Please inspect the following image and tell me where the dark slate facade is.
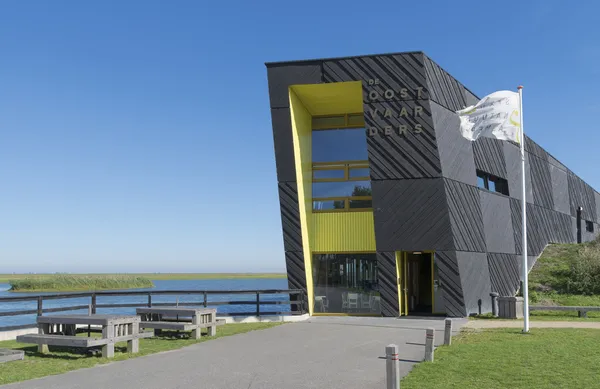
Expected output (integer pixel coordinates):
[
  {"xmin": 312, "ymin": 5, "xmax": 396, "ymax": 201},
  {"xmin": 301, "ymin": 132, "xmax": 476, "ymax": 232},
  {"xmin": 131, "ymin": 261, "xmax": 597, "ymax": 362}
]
[{"xmin": 266, "ymin": 51, "xmax": 600, "ymax": 317}]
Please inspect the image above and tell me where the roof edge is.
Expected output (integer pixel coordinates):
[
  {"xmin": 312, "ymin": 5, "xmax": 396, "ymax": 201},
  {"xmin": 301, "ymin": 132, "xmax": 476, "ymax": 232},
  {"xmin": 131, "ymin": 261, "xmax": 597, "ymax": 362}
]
[{"xmin": 265, "ymin": 50, "xmax": 425, "ymax": 67}]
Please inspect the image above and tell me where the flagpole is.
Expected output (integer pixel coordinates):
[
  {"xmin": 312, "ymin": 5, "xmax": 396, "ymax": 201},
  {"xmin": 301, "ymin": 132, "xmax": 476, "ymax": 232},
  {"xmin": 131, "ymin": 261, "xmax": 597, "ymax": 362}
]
[{"xmin": 518, "ymin": 85, "xmax": 530, "ymax": 333}]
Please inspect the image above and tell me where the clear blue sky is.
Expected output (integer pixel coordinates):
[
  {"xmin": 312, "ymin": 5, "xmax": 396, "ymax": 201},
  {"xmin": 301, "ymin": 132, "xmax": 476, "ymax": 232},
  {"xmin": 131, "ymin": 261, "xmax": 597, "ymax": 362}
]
[{"xmin": 1, "ymin": 0, "xmax": 599, "ymax": 273}]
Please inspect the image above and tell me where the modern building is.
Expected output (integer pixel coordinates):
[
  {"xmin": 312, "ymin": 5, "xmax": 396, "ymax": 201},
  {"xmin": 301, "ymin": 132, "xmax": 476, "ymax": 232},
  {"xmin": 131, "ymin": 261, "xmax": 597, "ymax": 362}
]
[{"xmin": 265, "ymin": 52, "xmax": 600, "ymax": 317}]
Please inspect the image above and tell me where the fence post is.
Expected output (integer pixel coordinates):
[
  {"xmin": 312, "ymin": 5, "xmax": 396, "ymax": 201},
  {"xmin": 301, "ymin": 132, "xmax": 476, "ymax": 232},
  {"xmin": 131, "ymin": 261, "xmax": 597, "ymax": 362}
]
[
  {"xmin": 385, "ymin": 344, "xmax": 400, "ymax": 389},
  {"xmin": 425, "ymin": 328, "xmax": 435, "ymax": 362},
  {"xmin": 256, "ymin": 292, "xmax": 260, "ymax": 317},
  {"xmin": 203, "ymin": 292, "xmax": 208, "ymax": 308},
  {"xmin": 37, "ymin": 296, "xmax": 43, "ymax": 317},
  {"xmin": 91, "ymin": 293, "xmax": 97, "ymax": 314},
  {"xmin": 147, "ymin": 292, "xmax": 152, "ymax": 307},
  {"xmin": 478, "ymin": 299, "xmax": 482, "ymax": 315},
  {"xmin": 444, "ymin": 319, "xmax": 452, "ymax": 346}
]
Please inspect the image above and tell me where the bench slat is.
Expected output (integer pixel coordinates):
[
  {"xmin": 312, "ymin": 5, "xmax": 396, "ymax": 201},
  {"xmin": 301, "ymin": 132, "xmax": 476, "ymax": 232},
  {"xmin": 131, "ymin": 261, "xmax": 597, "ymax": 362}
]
[
  {"xmin": 16, "ymin": 334, "xmax": 108, "ymax": 348},
  {"xmin": 140, "ymin": 321, "xmax": 196, "ymax": 331}
]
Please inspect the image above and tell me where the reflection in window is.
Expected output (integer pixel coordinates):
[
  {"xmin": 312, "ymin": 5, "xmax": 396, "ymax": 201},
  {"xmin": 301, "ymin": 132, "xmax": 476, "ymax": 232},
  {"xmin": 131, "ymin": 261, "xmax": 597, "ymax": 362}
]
[
  {"xmin": 312, "ymin": 128, "xmax": 368, "ymax": 162},
  {"xmin": 312, "ymin": 253, "xmax": 380, "ymax": 314},
  {"xmin": 313, "ymin": 181, "xmax": 371, "ymax": 198}
]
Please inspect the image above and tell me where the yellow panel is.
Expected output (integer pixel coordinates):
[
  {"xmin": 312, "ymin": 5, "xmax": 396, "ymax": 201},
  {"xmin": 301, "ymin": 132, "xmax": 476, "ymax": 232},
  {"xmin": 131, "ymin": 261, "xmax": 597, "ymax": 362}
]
[
  {"xmin": 312, "ymin": 212, "xmax": 376, "ymax": 252},
  {"xmin": 290, "ymin": 81, "xmax": 363, "ymax": 116},
  {"xmin": 289, "ymin": 89, "xmax": 314, "ymax": 314}
]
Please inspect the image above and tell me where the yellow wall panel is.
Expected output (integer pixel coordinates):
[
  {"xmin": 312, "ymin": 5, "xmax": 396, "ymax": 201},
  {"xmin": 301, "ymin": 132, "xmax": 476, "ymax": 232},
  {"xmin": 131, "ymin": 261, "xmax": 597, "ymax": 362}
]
[
  {"xmin": 312, "ymin": 212, "xmax": 376, "ymax": 252},
  {"xmin": 289, "ymin": 89, "xmax": 314, "ymax": 314}
]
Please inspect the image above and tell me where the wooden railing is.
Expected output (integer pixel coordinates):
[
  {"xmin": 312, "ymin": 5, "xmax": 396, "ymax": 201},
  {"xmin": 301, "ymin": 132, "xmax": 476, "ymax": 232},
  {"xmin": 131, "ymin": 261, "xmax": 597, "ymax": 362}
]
[{"xmin": 0, "ymin": 289, "xmax": 306, "ymax": 332}]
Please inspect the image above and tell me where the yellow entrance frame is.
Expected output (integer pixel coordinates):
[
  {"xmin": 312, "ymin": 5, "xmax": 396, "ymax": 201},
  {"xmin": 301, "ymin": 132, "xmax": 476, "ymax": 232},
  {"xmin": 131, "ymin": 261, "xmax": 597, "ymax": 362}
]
[{"xmin": 396, "ymin": 251, "xmax": 435, "ymax": 316}]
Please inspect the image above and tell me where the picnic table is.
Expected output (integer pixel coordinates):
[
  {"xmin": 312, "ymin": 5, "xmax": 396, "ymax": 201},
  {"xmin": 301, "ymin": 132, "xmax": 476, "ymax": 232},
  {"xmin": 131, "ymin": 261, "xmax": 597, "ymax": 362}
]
[
  {"xmin": 136, "ymin": 307, "xmax": 217, "ymax": 339},
  {"xmin": 16, "ymin": 314, "xmax": 152, "ymax": 358}
]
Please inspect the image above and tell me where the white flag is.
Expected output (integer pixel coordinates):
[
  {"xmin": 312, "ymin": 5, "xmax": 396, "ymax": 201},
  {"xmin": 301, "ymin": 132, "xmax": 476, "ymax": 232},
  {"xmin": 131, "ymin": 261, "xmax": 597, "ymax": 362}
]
[{"xmin": 456, "ymin": 90, "xmax": 521, "ymax": 143}]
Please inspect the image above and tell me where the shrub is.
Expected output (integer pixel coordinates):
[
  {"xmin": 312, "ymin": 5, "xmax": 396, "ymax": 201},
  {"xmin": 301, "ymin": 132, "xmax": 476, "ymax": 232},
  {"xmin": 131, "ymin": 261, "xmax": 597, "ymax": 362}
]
[{"xmin": 565, "ymin": 245, "xmax": 600, "ymax": 295}]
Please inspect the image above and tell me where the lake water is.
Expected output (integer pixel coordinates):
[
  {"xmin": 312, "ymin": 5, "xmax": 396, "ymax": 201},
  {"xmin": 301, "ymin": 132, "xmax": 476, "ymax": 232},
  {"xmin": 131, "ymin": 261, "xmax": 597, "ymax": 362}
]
[{"xmin": 0, "ymin": 278, "xmax": 290, "ymax": 329}]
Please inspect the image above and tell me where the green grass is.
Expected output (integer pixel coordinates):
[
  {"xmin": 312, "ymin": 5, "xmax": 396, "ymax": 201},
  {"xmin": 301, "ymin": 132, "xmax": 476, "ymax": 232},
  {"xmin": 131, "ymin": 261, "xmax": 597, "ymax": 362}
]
[
  {"xmin": 472, "ymin": 311, "xmax": 600, "ymax": 322},
  {"xmin": 8, "ymin": 275, "xmax": 154, "ymax": 292},
  {"xmin": 402, "ymin": 328, "xmax": 600, "ymax": 388},
  {"xmin": 0, "ymin": 273, "xmax": 286, "ymax": 284},
  {"xmin": 0, "ymin": 322, "xmax": 281, "ymax": 385}
]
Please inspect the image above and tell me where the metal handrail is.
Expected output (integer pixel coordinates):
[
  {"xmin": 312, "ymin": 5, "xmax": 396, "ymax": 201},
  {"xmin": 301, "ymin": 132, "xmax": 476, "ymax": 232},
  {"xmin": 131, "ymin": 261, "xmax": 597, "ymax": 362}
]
[{"xmin": 0, "ymin": 289, "xmax": 306, "ymax": 332}]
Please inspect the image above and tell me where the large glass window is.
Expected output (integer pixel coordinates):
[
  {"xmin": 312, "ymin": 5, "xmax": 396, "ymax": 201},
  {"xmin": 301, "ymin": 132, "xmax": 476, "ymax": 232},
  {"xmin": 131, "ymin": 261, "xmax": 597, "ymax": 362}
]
[
  {"xmin": 312, "ymin": 128, "xmax": 369, "ymax": 162},
  {"xmin": 312, "ymin": 253, "xmax": 380, "ymax": 314},
  {"xmin": 311, "ymin": 124, "xmax": 371, "ymax": 212}
]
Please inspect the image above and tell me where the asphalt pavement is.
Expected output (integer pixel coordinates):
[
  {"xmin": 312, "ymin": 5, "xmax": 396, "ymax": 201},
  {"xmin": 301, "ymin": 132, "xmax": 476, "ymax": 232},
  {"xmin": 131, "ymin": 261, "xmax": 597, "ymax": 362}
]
[{"xmin": 2, "ymin": 316, "xmax": 467, "ymax": 389}]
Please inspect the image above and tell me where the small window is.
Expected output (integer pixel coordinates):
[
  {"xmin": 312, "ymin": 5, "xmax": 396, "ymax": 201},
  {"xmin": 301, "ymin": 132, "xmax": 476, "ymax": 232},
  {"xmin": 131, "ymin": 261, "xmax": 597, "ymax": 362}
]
[
  {"xmin": 586, "ymin": 221, "xmax": 594, "ymax": 233},
  {"xmin": 476, "ymin": 170, "xmax": 509, "ymax": 196}
]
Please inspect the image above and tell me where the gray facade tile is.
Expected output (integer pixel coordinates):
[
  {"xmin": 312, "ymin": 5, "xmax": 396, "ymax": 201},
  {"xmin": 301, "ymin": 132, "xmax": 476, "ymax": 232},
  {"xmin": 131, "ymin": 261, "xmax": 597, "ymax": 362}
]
[
  {"xmin": 431, "ymin": 101, "xmax": 477, "ymax": 186},
  {"xmin": 550, "ymin": 164, "xmax": 570, "ymax": 215},
  {"xmin": 455, "ymin": 252, "xmax": 491, "ymax": 315},
  {"xmin": 480, "ymin": 191, "xmax": 516, "ymax": 254},
  {"xmin": 504, "ymin": 142, "xmax": 533, "ymax": 203}
]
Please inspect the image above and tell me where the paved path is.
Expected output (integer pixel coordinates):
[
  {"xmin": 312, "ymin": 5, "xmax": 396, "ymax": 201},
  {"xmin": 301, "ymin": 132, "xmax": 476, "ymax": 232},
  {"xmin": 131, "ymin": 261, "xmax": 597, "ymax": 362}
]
[
  {"xmin": 1, "ymin": 316, "xmax": 467, "ymax": 389},
  {"xmin": 465, "ymin": 319, "xmax": 600, "ymax": 329}
]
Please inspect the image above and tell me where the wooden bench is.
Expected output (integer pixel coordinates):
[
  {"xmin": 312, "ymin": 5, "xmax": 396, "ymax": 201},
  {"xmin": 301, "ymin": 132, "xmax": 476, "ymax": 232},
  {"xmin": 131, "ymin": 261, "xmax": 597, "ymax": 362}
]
[
  {"xmin": 529, "ymin": 305, "xmax": 600, "ymax": 318},
  {"xmin": 136, "ymin": 307, "xmax": 217, "ymax": 339},
  {"xmin": 16, "ymin": 314, "xmax": 152, "ymax": 358}
]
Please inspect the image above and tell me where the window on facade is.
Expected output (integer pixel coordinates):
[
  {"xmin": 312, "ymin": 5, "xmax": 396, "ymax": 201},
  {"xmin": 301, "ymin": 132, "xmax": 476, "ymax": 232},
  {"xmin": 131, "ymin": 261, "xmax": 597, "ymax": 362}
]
[
  {"xmin": 312, "ymin": 123, "xmax": 371, "ymax": 212},
  {"xmin": 312, "ymin": 128, "xmax": 368, "ymax": 162},
  {"xmin": 312, "ymin": 113, "xmax": 365, "ymax": 130},
  {"xmin": 586, "ymin": 221, "xmax": 594, "ymax": 233},
  {"xmin": 312, "ymin": 253, "xmax": 380, "ymax": 314},
  {"xmin": 476, "ymin": 170, "xmax": 510, "ymax": 196}
]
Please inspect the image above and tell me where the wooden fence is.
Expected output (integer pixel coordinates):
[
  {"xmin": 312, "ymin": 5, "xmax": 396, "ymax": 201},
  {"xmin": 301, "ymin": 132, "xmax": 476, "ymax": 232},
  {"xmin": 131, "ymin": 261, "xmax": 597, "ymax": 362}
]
[{"xmin": 0, "ymin": 289, "xmax": 305, "ymax": 332}]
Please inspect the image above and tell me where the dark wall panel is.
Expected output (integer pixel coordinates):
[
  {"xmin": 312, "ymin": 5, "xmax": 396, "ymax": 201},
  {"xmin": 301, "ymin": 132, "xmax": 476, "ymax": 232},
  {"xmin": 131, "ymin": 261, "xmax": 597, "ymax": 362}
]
[
  {"xmin": 524, "ymin": 136, "xmax": 548, "ymax": 161},
  {"xmin": 488, "ymin": 253, "xmax": 521, "ymax": 296},
  {"xmin": 285, "ymin": 251, "xmax": 307, "ymax": 313},
  {"xmin": 278, "ymin": 182, "xmax": 303, "ymax": 252},
  {"xmin": 455, "ymin": 252, "xmax": 492, "ymax": 315},
  {"xmin": 435, "ymin": 251, "xmax": 467, "ymax": 317},
  {"xmin": 285, "ymin": 251, "xmax": 306, "ymax": 292},
  {"xmin": 596, "ymin": 192, "xmax": 600, "ymax": 224},
  {"xmin": 323, "ymin": 53, "xmax": 428, "ymax": 101},
  {"xmin": 376, "ymin": 251, "xmax": 399, "ymax": 317},
  {"xmin": 271, "ymin": 108, "xmax": 296, "ymax": 182},
  {"xmin": 365, "ymin": 100, "xmax": 441, "ymax": 179},
  {"xmin": 480, "ymin": 191, "xmax": 515, "ymax": 254},
  {"xmin": 530, "ymin": 155, "xmax": 554, "ymax": 210},
  {"xmin": 568, "ymin": 172, "xmax": 596, "ymax": 221},
  {"xmin": 423, "ymin": 55, "xmax": 471, "ymax": 112},
  {"xmin": 444, "ymin": 179, "xmax": 487, "ymax": 252},
  {"xmin": 504, "ymin": 142, "xmax": 533, "ymax": 203},
  {"xmin": 431, "ymin": 101, "xmax": 477, "ymax": 186},
  {"xmin": 511, "ymin": 199, "xmax": 574, "ymax": 256},
  {"xmin": 372, "ymin": 179, "xmax": 454, "ymax": 251},
  {"xmin": 550, "ymin": 164, "xmax": 570, "ymax": 215},
  {"xmin": 473, "ymin": 137, "xmax": 507, "ymax": 179},
  {"xmin": 549, "ymin": 154, "xmax": 567, "ymax": 171},
  {"xmin": 267, "ymin": 63, "xmax": 322, "ymax": 108}
]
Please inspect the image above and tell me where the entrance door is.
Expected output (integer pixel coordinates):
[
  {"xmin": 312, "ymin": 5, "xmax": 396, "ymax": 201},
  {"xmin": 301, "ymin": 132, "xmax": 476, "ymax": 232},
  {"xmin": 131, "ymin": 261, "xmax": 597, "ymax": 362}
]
[
  {"xmin": 396, "ymin": 251, "xmax": 433, "ymax": 316},
  {"xmin": 395, "ymin": 252, "xmax": 408, "ymax": 316}
]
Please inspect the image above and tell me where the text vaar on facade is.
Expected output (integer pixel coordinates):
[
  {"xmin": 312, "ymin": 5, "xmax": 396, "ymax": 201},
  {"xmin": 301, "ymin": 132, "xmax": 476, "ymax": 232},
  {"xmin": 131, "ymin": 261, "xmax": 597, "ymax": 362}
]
[{"xmin": 366, "ymin": 105, "xmax": 425, "ymax": 136}]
